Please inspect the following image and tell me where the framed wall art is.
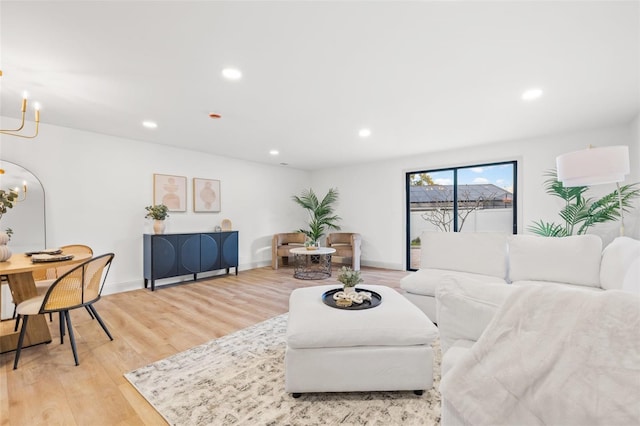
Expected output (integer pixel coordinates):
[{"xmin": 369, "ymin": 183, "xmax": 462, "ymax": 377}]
[
  {"xmin": 153, "ymin": 174, "xmax": 187, "ymax": 212},
  {"xmin": 193, "ymin": 178, "xmax": 221, "ymax": 212}
]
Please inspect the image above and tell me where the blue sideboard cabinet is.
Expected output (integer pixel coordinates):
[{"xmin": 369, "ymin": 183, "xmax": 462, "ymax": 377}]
[{"xmin": 143, "ymin": 231, "xmax": 238, "ymax": 291}]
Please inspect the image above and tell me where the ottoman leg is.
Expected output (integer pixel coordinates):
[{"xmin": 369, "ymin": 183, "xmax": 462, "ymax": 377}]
[
  {"xmin": 292, "ymin": 393, "xmax": 302, "ymax": 398},
  {"xmin": 414, "ymin": 390, "xmax": 424, "ymax": 396}
]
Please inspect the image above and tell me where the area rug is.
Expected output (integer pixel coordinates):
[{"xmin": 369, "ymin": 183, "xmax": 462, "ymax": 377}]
[{"xmin": 125, "ymin": 314, "xmax": 441, "ymax": 425}]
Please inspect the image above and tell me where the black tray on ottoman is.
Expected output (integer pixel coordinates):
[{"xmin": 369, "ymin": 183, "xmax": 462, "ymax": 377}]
[{"xmin": 321, "ymin": 288, "xmax": 382, "ymax": 310}]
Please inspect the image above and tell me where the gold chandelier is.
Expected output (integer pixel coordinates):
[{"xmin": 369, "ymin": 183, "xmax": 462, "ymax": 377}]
[{"xmin": 0, "ymin": 70, "xmax": 40, "ymax": 139}]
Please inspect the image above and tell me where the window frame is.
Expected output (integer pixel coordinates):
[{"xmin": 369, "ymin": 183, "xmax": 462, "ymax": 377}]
[{"xmin": 405, "ymin": 160, "xmax": 518, "ymax": 271}]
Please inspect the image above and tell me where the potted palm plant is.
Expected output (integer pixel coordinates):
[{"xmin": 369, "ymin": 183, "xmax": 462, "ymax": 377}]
[
  {"xmin": 145, "ymin": 204, "xmax": 169, "ymax": 234},
  {"xmin": 291, "ymin": 188, "xmax": 341, "ymax": 246},
  {"xmin": 528, "ymin": 170, "xmax": 640, "ymax": 236}
]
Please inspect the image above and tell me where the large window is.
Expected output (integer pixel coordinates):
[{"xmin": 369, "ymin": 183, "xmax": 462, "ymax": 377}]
[{"xmin": 406, "ymin": 161, "xmax": 517, "ymax": 270}]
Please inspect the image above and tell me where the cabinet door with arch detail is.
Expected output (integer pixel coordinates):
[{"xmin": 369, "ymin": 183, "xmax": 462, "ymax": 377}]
[
  {"xmin": 151, "ymin": 235, "xmax": 178, "ymax": 279},
  {"xmin": 200, "ymin": 233, "xmax": 221, "ymax": 272},
  {"xmin": 220, "ymin": 232, "xmax": 238, "ymax": 269},
  {"xmin": 178, "ymin": 234, "xmax": 201, "ymax": 274}
]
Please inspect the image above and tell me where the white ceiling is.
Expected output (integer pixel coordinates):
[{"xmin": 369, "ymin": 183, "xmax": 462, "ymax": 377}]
[{"xmin": 1, "ymin": 1, "xmax": 638, "ymax": 170}]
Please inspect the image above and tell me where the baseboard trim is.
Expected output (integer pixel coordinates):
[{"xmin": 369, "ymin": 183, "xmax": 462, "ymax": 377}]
[
  {"xmin": 101, "ymin": 260, "xmax": 404, "ymax": 296},
  {"xmin": 361, "ymin": 260, "xmax": 404, "ymax": 270},
  {"xmin": 102, "ymin": 261, "xmax": 271, "ymax": 295}
]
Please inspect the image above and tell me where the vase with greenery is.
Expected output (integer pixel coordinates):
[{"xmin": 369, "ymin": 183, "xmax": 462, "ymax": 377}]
[
  {"xmin": 0, "ymin": 189, "xmax": 18, "ymax": 220},
  {"xmin": 0, "ymin": 189, "xmax": 17, "ymax": 261},
  {"xmin": 145, "ymin": 204, "xmax": 169, "ymax": 234},
  {"xmin": 337, "ymin": 266, "xmax": 363, "ymax": 294},
  {"xmin": 528, "ymin": 170, "xmax": 640, "ymax": 237},
  {"xmin": 291, "ymin": 187, "xmax": 341, "ymax": 245}
]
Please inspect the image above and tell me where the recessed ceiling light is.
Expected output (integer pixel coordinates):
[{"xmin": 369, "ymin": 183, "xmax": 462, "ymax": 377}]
[
  {"xmin": 142, "ymin": 121, "xmax": 158, "ymax": 129},
  {"xmin": 222, "ymin": 68, "xmax": 242, "ymax": 80},
  {"xmin": 522, "ymin": 88, "xmax": 543, "ymax": 101},
  {"xmin": 358, "ymin": 128, "xmax": 371, "ymax": 138},
  {"xmin": 269, "ymin": 150, "xmax": 279, "ymax": 156}
]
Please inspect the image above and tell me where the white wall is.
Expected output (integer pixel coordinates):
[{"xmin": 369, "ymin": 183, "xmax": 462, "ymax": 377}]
[
  {"xmin": 1, "ymin": 117, "xmax": 638, "ymax": 300},
  {"xmin": 311, "ymin": 121, "xmax": 640, "ymax": 270},
  {"xmin": 0, "ymin": 121, "xmax": 311, "ymax": 295},
  {"xmin": 632, "ymin": 115, "xmax": 640, "ymax": 181}
]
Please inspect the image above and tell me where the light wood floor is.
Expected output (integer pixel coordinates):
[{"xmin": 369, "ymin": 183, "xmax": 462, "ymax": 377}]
[{"xmin": 0, "ymin": 265, "xmax": 409, "ymax": 426}]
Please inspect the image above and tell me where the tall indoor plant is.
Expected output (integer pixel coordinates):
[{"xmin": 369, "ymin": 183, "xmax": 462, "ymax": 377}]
[
  {"xmin": 291, "ymin": 187, "xmax": 341, "ymax": 245},
  {"xmin": 528, "ymin": 170, "xmax": 640, "ymax": 237}
]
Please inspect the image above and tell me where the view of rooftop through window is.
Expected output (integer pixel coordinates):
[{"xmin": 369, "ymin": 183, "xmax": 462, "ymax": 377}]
[{"xmin": 406, "ymin": 161, "xmax": 517, "ymax": 270}]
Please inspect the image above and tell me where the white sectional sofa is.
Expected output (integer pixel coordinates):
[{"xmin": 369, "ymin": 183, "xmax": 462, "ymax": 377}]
[
  {"xmin": 401, "ymin": 232, "xmax": 639, "ymax": 323},
  {"xmin": 401, "ymin": 232, "xmax": 509, "ymax": 321},
  {"xmin": 435, "ymin": 235, "xmax": 640, "ymax": 425},
  {"xmin": 436, "ymin": 276, "xmax": 640, "ymax": 425}
]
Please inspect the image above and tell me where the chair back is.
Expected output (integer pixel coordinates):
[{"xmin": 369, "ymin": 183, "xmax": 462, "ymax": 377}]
[
  {"xmin": 41, "ymin": 253, "xmax": 114, "ymax": 313},
  {"xmin": 327, "ymin": 233, "xmax": 357, "ymax": 245},
  {"xmin": 56, "ymin": 244, "xmax": 94, "ymax": 277},
  {"xmin": 61, "ymin": 244, "xmax": 94, "ymax": 255},
  {"xmin": 32, "ymin": 244, "xmax": 93, "ymax": 281},
  {"xmin": 274, "ymin": 233, "xmax": 306, "ymax": 246}
]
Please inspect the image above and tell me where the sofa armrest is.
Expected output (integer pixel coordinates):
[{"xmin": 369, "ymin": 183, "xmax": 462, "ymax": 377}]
[
  {"xmin": 600, "ymin": 237, "xmax": 640, "ymax": 292},
  {"xmin": 436, "ymin": 277, "xmax": 514, "ymax": 354}
]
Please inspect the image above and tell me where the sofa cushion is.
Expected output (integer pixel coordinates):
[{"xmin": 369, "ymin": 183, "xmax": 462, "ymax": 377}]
[
  {"xmin": 401, "ymin": 268, "xmax": 506, "ymax": 297},
  {"xmin": 508, "ymin": 235, "xmax": 602, "ymax": 287},
  {"xmin": 420, "ymin": 232, "xmax": 509, "ymax": 279},
  {"xmin": 435, "ymin": 277, "xmax": 515, "ymax": 354},
  {"xmin": 600, "ymin": 237, "xmax": 640, "ymax": 292},
  {"xmin": 402, "ymin": 291, "xmax": 437, "ymax": 323}
]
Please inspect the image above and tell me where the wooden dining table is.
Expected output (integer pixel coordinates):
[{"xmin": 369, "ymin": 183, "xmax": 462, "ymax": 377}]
[{"xmin": 0, "ymin": 251, "xmax": 92, "ymax": 353}]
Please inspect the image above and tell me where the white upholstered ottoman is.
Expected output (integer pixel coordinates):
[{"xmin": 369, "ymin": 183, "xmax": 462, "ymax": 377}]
[{"xmin": 285, "ymin": 284, "xmax": 438, "ymax": 397}]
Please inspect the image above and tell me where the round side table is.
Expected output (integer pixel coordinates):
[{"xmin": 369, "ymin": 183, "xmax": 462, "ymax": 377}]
[{"xmin": 289, "ymin": 247, "xmax": 336, "ymax": 280}]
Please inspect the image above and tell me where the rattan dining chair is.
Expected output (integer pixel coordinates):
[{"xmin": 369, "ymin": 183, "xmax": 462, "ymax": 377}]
[
  {"xmin": 33, "ymin": 244, "xmax": 94, "ymax": 294},
  {"xmin": 14, "ymin": 244, "xmax": 95, "ymax": 330},
  {"xmin": 13, "ymin": 253, "xmax": 115, "ymax": 369}
]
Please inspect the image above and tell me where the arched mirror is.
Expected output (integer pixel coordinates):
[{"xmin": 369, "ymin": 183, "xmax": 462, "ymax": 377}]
[
  {"xmin": 0, "ymin": 160, "xmax": 45, "ymax": 319},
  {"xmin": 0, "ymin": 160, "xmax": 46, "ymax": 251}
]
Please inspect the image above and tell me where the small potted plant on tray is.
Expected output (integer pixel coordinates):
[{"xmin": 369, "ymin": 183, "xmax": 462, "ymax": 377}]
[{"xmin": 337, "ymin": 266, "xmax": 363, "ymax": 294}]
